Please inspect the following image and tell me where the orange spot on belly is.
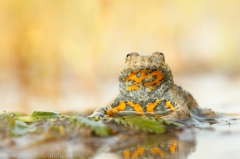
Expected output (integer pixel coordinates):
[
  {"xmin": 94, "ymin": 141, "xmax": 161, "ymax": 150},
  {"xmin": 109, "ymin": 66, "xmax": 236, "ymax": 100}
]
[
  {"xmin": 127, "ymin": 101, "xmax": 144, "ymax": 114},
  {"xmin": 124, "ymin": 70, "xmax": 164, "ymax": 91},
  {"xmin": 107, "ymin": 101, "xmax": 126, "ymax": 116},
  {"xmin": 124, "ymin": 70, "xmax": 147, "ymax": 91},
  {"xmin": 150, "ymin": 147, "xmax": 165, "ymax": 157},
  {"xmin": 113, "ymin": 101, "xmax": 126, "ymax": 111},
  {"xmin": 107, "ymin": 101, "xmax": 144, "ymax": 116},
  {"xmin": 166, "ymin": 101, "xmax": 177, "ymax": 111},
  {"xmin": 126, "ymin": 84, "xmax": 139, "ymax": 91},
  {"xmin": 146, "ymin": 99, "xmax": 161, "ymax": 113},
  {"xmin": 125, "ymin": 70, "xmax": 147, "ymax": 83},
  {"xmin": 144, "ymin": 71, "xmax": 164, "ymax": 90}
]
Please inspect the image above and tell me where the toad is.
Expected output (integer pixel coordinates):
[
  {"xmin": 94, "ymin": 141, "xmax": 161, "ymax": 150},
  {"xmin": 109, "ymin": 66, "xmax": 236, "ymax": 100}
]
[{"xmin": 90, "ymin": 52, "xmax": 217, "ymax": 121}]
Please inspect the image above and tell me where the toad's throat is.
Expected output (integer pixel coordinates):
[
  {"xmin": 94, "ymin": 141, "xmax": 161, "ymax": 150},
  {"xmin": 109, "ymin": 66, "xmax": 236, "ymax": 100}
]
[{"xmin": 124, "ymin": 70, "xmax": 164, "ymax": 91}]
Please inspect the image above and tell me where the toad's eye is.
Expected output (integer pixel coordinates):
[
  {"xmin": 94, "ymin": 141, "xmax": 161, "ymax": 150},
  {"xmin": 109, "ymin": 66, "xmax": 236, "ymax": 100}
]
[
  {"xmin": 126, "ymin": 53, "xmax": 131, "ymax": 58},
  {"xmin": 125, "ymin": 52, "xmax": 139, "ymax": 62},
  {"xmin": 126, "ymin": 53, "xmax": 132, "ymax": 62},
  {"xmin": 152, "ymin": 51, "xmax": 165, "ymax": 62}
]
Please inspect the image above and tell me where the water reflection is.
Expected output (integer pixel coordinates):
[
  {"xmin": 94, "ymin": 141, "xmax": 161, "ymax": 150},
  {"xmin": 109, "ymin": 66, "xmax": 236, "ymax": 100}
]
[{"xmin": 105, "ymin": 131, "xmax": 196, "ymax": 159}]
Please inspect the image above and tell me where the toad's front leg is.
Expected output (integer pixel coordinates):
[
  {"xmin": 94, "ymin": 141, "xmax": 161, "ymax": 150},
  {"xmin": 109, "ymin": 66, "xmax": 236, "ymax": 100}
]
[{"xmin": 88, "ymin": 107, "xmax": 108, "ymax": 119}]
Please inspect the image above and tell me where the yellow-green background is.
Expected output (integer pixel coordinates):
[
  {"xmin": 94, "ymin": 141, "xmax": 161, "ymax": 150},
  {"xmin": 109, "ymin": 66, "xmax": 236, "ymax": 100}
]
[{"xmin": 0, "ymin": 0, "xmax": 240, "ymax": 113}]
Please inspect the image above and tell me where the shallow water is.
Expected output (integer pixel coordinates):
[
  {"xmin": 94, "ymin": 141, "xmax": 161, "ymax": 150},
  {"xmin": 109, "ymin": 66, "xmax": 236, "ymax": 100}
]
[
  {"xmin": 92, "ymin": 115, "xmax": 240, "ymax": 159},
  {"xmin": 1, "ymin": 114, "xmax": 239, "ymax": 159}
]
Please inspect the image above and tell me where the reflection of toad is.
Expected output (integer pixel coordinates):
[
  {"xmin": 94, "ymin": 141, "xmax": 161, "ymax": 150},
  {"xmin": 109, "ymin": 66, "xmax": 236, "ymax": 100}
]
[
  {"xmin": 90, "ymin": 52, "xmax": 217, "ymax": 120},
  {"xmin": 110, "ymin": 134, "xmax": 196, "ymax": 159}
]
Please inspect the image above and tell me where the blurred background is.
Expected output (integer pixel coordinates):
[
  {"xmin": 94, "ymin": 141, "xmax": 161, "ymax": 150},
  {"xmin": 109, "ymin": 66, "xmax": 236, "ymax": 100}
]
[{"xmin": 0, "ymin": 0, "xmax": 240, "ymax": 114}]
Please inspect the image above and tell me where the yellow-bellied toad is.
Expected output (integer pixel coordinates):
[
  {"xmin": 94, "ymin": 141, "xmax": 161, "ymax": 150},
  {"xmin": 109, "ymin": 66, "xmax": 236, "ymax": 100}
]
[{"xmin": 90, "ymin": 52, "xmax": 217, "ymax": 121}]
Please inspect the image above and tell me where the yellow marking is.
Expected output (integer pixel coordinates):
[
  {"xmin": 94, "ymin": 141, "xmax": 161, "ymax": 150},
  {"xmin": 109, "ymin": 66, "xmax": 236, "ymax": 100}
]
[
  {"xmin": 166, "ymin": 101, "xmax": 177, "ymax": 111},
  {"xmin": 169, "ymin": 140, "xmax": 177, "ymax": 154},
  {"xmin": 113, "ymin": 101, "xmax": 126, "ymax": 111},
  {"xmin": 144, "ymin": 71, "xmax": 164, "ymax": 90},
  {"xmin": 123, "ymin": 150, "xmax": 130, "ymax": 159},
  {"xmin": 125, "ymin": 70, "xmax": 147, "ymax": 91},
  {"xmin": 107, "ymin": 101, "xmax": 144, "ymax": 116},
  {"xmin": 126, "ymin": 84, "xmax": 139, "ymax": 91},
  {"xmin": 127, "ymin": 70, "xmax": 147, "ymax": 83},
  {"xmin": 107, "ymin": 101, "xmax": 126, "ymax": 116},
  {"xmin": 132, "ymin": 147, "xmax": 145, "ymax": 159},
  {"xmin": 150, "ymin": 147, "xmax": 165, "ymax": 157},
  {"xmin": 124, "ymin": 70, "xmax": 164, "ymax": 91},
  {"xmin": 146, "ymin": 99, "xmax": 161, "ymax": 113},
  {"xmin": 106, "ymin": 109, "xmax": 114, "ymax": 116},
  {"xmin": 127, "ymin": 101, "xmax": 144, "ymax": 114}
]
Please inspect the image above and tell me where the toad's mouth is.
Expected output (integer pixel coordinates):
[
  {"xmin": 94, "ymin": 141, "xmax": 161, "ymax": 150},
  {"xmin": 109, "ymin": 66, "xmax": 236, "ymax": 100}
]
[{"xmin": 123, "ymin": 69, "xmax": 164, "ymax": 91}]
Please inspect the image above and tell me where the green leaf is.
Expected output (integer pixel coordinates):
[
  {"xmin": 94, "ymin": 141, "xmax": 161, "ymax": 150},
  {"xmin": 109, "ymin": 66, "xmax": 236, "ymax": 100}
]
[
  {"xmin": 73, "ymin": 116, "xmax": 110, "ymax": 137},
  {"xmin": 31, "ymin": 111, "xmax": 62, "ymax": 118},
  {"xmin": 1, "ymin": 112, "xmax": 30, "ymax": 136},
  {"xmin": 15, "ymin": 116, "xmax": 36, "ymax": 122},
  {"xmin": 114, "ymin": 116, "xmax": 167, "ymax": 134},
  {"xmin": 11, "ymin": 120, "xmax": 30, "ymax": 136},
  {"xmin": 2, "ymin": 112, "xmax": 15, "ymax": 126},
  {"xmin": 16, "ymin": 111, "xmax": 62, "ymax": 122}
]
